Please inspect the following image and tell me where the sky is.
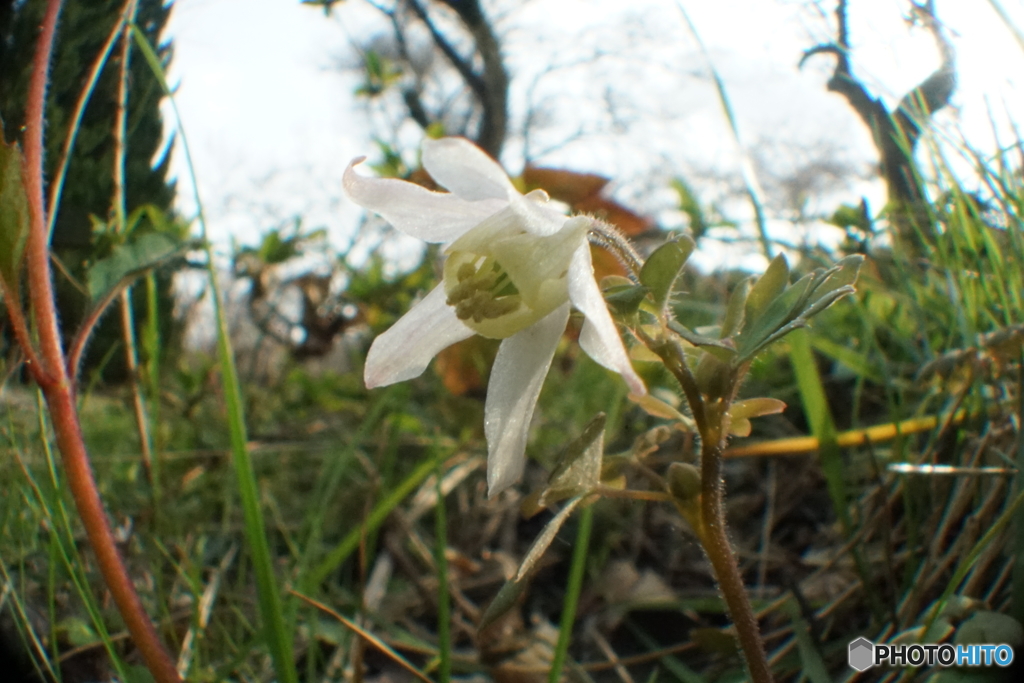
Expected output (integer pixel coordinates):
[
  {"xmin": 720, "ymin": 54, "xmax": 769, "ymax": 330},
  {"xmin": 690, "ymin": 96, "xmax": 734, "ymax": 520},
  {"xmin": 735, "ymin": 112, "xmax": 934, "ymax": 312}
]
[{"xmin": 162, "ymin": 0, "xmax": 1024, "ymax": 272}]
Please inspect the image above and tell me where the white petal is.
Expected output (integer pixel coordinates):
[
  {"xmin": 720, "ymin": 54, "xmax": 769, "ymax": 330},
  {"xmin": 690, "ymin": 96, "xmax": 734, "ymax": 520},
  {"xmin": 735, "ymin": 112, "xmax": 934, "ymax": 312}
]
[
  {"xmin": 509, "ymin": 194, "xmax": 571, "ymax": 237},
  {"xmin": 567, "ymin": 245, "xmax": 647, "ymax": 395},
  {"xmin": 364, "ymin": 283, "xmax": 474, "ymax": 388},
  {"xmin": 422, "ymin": 137, "xmax": 517, "ymax": 202},
  {"xmin": 485, "ymin": 303, "xmax": 570, "ymax": 496},
  {"xmin": 344, "ymin": 158, "xmax": 505, "ymax": 243}
]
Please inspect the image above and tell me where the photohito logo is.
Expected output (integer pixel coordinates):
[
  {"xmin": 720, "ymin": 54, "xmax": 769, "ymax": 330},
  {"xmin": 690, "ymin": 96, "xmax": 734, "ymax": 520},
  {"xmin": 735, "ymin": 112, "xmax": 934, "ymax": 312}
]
[{"xmin": 848, "ymin": 637, "xmax": 1014, "ymax": 671}]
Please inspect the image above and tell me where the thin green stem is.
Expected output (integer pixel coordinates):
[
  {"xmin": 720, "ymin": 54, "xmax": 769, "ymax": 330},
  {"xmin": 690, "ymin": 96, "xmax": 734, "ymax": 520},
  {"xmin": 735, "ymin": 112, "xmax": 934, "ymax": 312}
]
[
  {"xmin": 110, "ymin": 2, "xmax": 156, "ymax": 487},
  {"xmin": 434, "ymin": 457, "xmax": 451, "ymax": 683},
  {"xmin": 676, "ymin": 1, "xmax": 772, "ymax": 258},
  {"xmin": 549, "ymin": 504, "xmax": 593, "ymax": 683},
  {"xmin": 45, "ymin": 0, "xmax": 134, "ymax": 239},
  {"xmin": 131, "ymin": 24, "xmax": 298, "ymax": 683}
]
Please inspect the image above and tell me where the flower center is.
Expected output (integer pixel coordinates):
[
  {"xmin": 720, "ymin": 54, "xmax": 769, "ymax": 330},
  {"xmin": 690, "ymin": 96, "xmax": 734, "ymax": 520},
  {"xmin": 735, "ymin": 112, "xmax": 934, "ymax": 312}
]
[{"xmin": 445, "ymin": 256, "xmax": 523, "ymax": 323}]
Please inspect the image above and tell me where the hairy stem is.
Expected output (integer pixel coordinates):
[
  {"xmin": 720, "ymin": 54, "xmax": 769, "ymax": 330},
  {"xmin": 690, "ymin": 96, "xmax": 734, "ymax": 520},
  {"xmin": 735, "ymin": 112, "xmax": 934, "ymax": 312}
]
[
  {"xmin": 19, "ymin": 1, "xmax": 182, "ymax": 681},
  {"xmin": 644, "ymin": 331, "xmax": 772, "ymax": 683},
  {"xmin": 587, "ymin": 219, "xmax": 645, "ymax": 280},
  {"xmin": 698, "ymin": 419, "xmax": 773, "ymax": 683}
]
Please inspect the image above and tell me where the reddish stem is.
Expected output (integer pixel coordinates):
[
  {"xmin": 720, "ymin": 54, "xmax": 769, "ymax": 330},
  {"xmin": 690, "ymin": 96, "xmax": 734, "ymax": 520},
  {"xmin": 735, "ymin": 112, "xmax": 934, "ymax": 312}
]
[
  {"xmin": 21, "ymin": 0, "xmax": 64, "ymax": 383},
  {"xmin": 19, "ymin": 1, "xmax": 182, "ymax": 681},
  {"xmin": 45, "ymin": 388, "xmax": 181, "ymax": 683}
]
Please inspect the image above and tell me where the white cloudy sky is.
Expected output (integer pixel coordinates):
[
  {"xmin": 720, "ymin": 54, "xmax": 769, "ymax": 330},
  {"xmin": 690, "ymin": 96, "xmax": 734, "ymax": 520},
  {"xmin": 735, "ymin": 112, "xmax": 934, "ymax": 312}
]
[{"xmin": 163, "ymin": 0, "xmax": 1024, "ymax": 271}]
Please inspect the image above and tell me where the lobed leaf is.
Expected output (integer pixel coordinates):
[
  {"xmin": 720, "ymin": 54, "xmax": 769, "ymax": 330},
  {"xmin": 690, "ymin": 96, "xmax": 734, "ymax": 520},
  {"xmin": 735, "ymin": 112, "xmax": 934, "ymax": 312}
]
[{"xmin": 734, "ymin": 256, "xmax": 862, "ymax": 362}]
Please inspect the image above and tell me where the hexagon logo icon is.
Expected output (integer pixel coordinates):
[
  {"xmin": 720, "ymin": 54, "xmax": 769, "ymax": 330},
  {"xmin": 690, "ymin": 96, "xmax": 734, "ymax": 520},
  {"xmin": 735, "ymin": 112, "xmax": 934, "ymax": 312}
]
[{"xmin": 848, "ymin": 637, "xmax": 874, "ymax": 672}]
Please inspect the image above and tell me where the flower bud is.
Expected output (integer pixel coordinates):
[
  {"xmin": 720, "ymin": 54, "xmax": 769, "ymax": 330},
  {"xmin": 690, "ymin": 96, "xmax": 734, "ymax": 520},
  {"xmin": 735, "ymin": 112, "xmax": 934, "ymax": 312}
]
[
  {"xmin": 667, "ymin": 462, "xmax": 702, "ymax": 503},
  {"xmin": 694, "ymin": 350, "xmax": 733, "ymax": 401}
]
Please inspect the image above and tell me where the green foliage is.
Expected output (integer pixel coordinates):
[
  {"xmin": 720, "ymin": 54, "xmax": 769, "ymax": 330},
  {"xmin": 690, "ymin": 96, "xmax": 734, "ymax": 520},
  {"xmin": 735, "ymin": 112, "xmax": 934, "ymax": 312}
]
[
  {"xmin": 639, "ymin": 236, "xmax": 695, "ymax": 315},
  {"xmin": 600, "ymin": 276, "xmax": 650, "ymax": 319},
  {"xmin": 0, "ymin": 0, "xmax": 178, "ymax": 380},
  {"xmin": 479, "ymin": 495, "xmax": 589, "ymax": 632},
  {"xmin": 0, "ymin": 133, "xmax": 28, "ymax": 291},
  {"xmin": 732, "ymin": 254, "xmax": 862, "ymax": 362},
  {"xmin": 87, "ymin": 231, "xmax": 185, "ymax": 303},
  {"xmin": 355, "ymin": 50, "xmax": 404, "ymax": 97},
  {"xmin": 671, "ymin": 177, "xmax": 709, "ymax": 239},
  {"xmin": 6, "ymin": 5, "xmax": 1024, "ymax": 681}
]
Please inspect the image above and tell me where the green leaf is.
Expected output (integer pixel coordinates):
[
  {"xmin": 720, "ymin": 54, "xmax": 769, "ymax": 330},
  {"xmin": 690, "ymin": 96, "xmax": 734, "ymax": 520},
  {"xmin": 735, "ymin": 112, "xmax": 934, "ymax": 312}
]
[
  {"xmin": 808, "ymin": 255, "xmax": 863, "ymax": 302},
  {"xmin": 720, "ymin": 276, "xmax": 752, "ymax": 338},
  {"xmin": 87, "ymin": 232, "xmax": 182, "ymax": 302},
  {"xmin": 827, "ymin": 202, "xmax": 872, "ymax": 232},
  {"xmin": 546, "ymin": 414, "xmax": 605, "ymax": 489},
  {"xmin": 522, "ymin": 414, "xmax": 605, "ymax": 516},
  {"xmin": 735, "ymin": 271, "xmax": 816, "ymax": 359},
  {"xmin": 672, "ymin": 177, "xmax": 708, "ymax": 239},
  {"xmin": 954, "ymin": 611, "xmax": 1024, "ymax": 647},
  {"xmin": 639, "ymin": 236, "xmax": 695, "ymax": 313},
  {"xmin": 783, "ymin": 599, "xmax": 830, "ymax": 683},
  {"xmin": 123, "ymin": 666, "xmax": 157, "ymax": 683},
  {"xmin": 668, "ymin": 320, "xmax": 737, "ymax": 360},
  {"xmin": 58, "ymin": 616, "xmax": 98, "ymax": 648},
  {"xmin": 517, "ymin": 495, "xmax": 587, "ymax": 582},
  {"xmin": 745, "ymin": 253, "xmax": 789, "ymax": 318},
  {"xmin": 729, "ymin": 397, "xmax": 786, "ymax": 420},
  {"xmin": 479, "ymin": 494, "xmax": 588, "ymax": 631},
  {"xmin": 0, "ymin": 136, "xmax": 30, "ymax": 291},
  {"xmin": 478, "ymin": 571, "xmax": 529, "ymax": 633},
  {"xmin": 734, "ymin": 257, "xmax": 861, "ymax": 362}
]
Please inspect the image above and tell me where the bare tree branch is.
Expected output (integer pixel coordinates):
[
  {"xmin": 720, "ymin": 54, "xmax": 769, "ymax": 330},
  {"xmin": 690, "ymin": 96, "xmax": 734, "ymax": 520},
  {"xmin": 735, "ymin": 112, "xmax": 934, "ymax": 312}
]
[
  {"xmin": 404, "ymin": 0, "xmax": 508, "ymax": 157},
  {"xmin": 802, "ymin": 0, "xmax": 955, "ymax": 232}
]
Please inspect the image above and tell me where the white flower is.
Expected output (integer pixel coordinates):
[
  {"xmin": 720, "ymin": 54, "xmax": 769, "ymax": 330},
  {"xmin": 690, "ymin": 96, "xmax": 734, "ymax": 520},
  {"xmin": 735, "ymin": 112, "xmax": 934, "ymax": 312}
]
[{"xmin": 344, "ymin": 137, "xmax": 646, "ymax": 495}]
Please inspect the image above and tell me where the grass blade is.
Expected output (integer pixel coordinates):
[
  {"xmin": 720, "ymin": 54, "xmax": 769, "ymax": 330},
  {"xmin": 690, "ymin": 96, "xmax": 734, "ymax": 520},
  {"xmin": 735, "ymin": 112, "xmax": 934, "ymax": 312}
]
[
  {"xmin": 788, "ymin": 328, "xmax": 884, "ymax": 620},
  {"xmin": 306, "ymin": 449, "xmax": 442, "ymax": 589},
  {"xmin": 549, "ymin": 503, "xmax": 593, "ymax": 683},
  {"xmin": 675, "ymin": 1, "xmax": 771, "ymax": 258},
  {"xmin": 131, "ymin": 26, "xmax": 298, "ymax": 683},
  {"xmin": 434, "ymin": 455, "xmax": 451, "ymax": 683}
]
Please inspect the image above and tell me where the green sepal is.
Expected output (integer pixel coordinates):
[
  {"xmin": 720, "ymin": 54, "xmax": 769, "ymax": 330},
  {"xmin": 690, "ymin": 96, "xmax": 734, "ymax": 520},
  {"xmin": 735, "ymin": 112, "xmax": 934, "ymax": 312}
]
[{"xmin": 601, "ymin": 276, "xmax": 650, "ymax": 318}]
